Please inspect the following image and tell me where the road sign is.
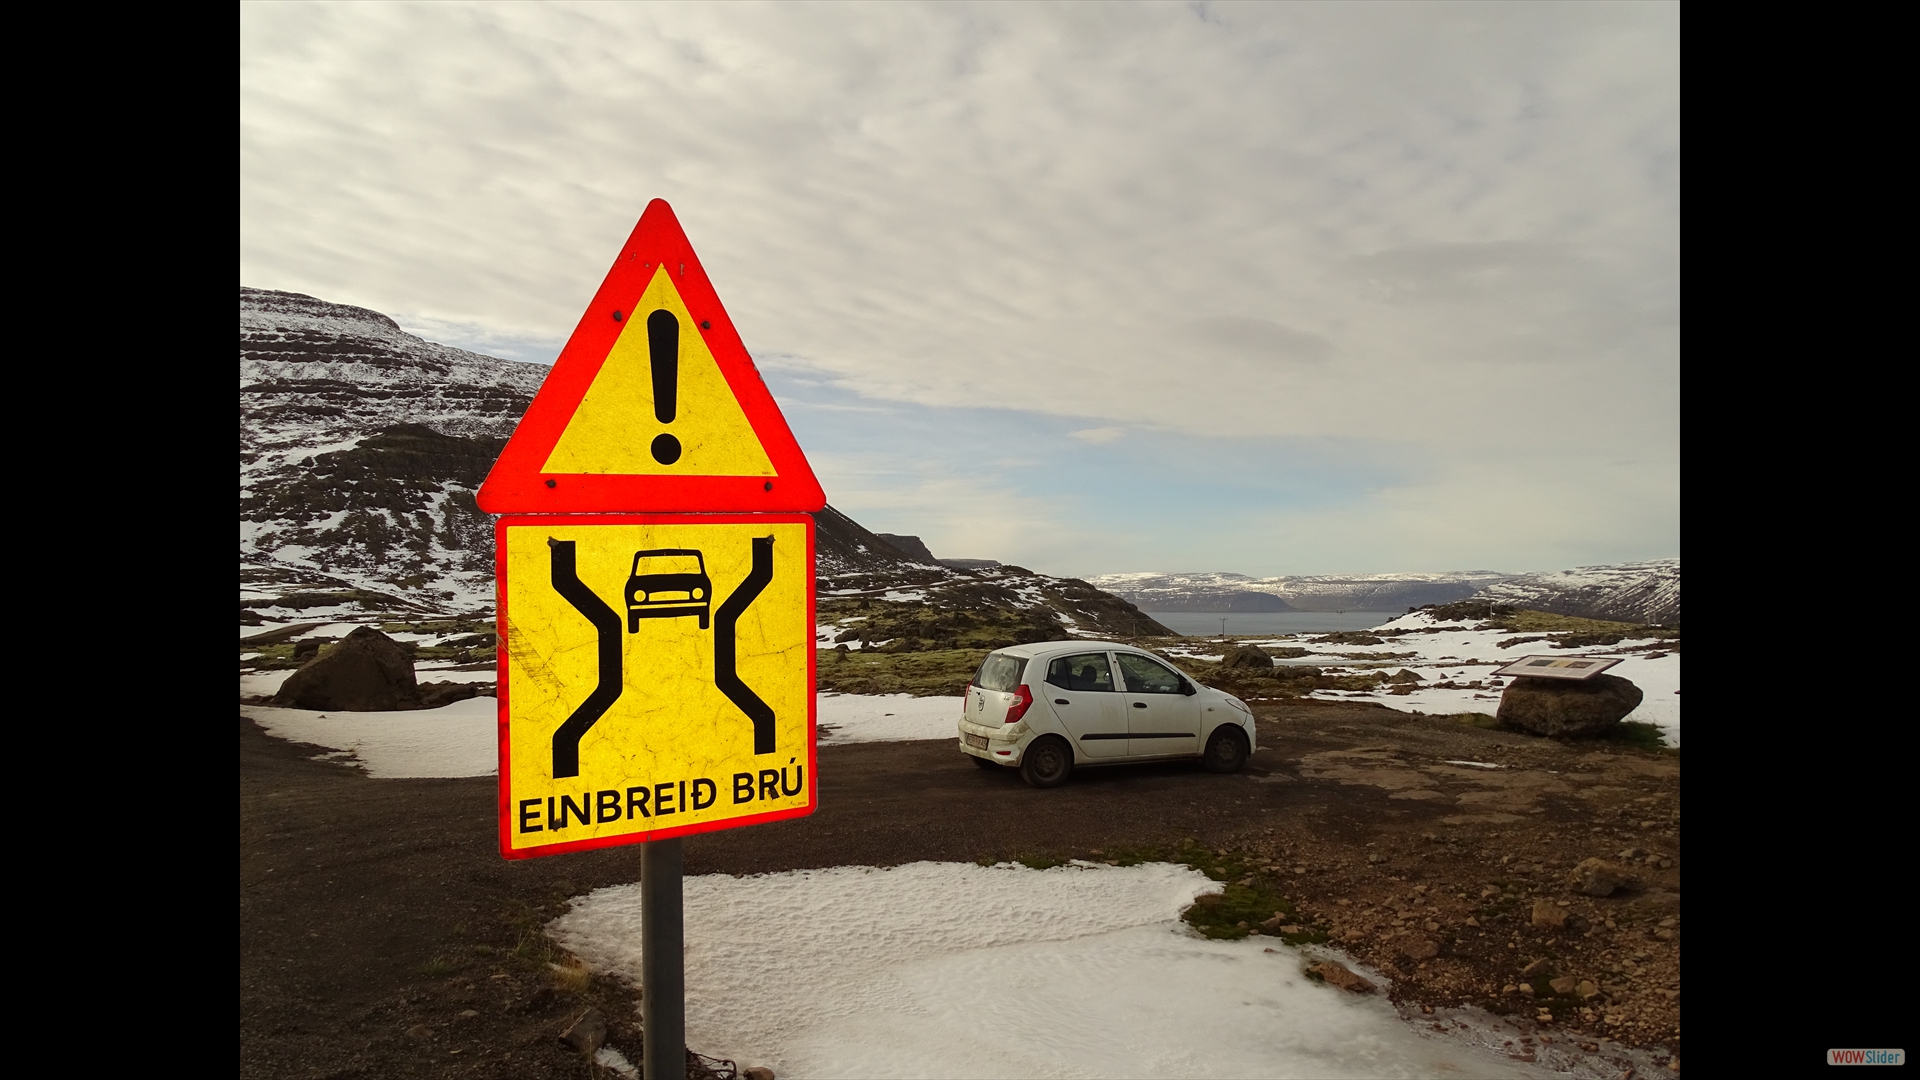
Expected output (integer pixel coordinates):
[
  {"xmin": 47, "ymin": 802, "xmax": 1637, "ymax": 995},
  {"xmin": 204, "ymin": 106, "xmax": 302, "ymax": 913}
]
[
  {"xmin": 1491, "ymin": 655, "xmax": 1623, "ymax": 680},
  {"xmin": 497, "ymin": 513, "xmax": 816, "ymax": 858},
  {"xmin": 477, "ymin": 199, "xmax": 826, "ymax": 515}
]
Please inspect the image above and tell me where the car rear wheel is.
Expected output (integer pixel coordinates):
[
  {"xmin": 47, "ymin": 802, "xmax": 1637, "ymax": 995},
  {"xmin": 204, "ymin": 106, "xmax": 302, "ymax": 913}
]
[
  {"xmin": 1019, "ymin": 735, "xmax": 1073, "ymax": 788},
  {"xmin": 1202, "ymin": 726, "xmax": 1249, "ymax": 774}
]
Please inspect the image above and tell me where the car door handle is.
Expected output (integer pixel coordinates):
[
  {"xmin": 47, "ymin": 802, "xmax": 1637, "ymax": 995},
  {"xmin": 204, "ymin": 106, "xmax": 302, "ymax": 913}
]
[
  {"xmin": 1054, "ymin": 699, "xmax": 1070, "ymax": 705},
  {"xmin": 1132, "ymin": 702, "xmax": 1148, "ymax": 708}
]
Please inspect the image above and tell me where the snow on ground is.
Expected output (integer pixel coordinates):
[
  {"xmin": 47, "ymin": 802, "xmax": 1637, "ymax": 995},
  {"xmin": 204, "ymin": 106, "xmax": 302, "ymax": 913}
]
[
  {"xmin": 1161, "ymin": 610, "xmax": 1680, "ymax": 746},
  {"xmin": 240, "ymin": 698, "xmax": 497, "ymax": 777},
  {"xmin": 550, "ymin": 861, "xmax": 1546, "ymax": 1080},
  {"xmin": 817, "ymin": 693, "xmax": 959, "ymax": 744},
  {"xmin": 242, "ymin": 665, "xmax": 496, "ymax": 700},
  {"xmin": 242, "ymin": 690, "xmax": 938, "ymax": 770},
  {"xmin": 241, "ymin": 670, "xmax": 298, "ymax": 698}
]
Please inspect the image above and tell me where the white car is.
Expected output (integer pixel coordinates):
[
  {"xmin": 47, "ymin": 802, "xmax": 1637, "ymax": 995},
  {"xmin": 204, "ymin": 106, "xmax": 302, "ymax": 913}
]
[{"xmin": 958, "ymin": 641, "xmax": 1256, "ymax": 787}]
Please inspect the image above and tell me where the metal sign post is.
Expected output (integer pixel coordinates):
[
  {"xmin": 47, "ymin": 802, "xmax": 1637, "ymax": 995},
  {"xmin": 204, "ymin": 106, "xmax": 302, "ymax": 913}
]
[
  {"xmin": 478, "ymin": 199, "xmax": 825, "ymax": 1079},
  {"xmin": 642, "ymin": 838, "xmax": 686, "ymax": 1080}
]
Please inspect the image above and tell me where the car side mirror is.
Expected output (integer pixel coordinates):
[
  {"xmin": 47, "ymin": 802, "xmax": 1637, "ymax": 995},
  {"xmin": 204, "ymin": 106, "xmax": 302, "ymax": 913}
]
[{"xmin": 1181, "ymin": 680, "xmax": 1197, "ymax": 696}]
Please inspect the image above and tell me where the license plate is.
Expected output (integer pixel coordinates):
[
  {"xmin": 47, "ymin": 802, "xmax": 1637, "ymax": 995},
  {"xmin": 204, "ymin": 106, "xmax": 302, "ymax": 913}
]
[{"xmin": 964, "ymin": 733, "xmax": 989, "ymax": 750}]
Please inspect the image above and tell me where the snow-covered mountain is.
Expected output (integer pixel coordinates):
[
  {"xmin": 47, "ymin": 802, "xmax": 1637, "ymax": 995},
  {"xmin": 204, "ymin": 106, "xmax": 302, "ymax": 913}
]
[
  {"xmin": 240, "ymin": 287, "xmax": 549, "ymax": 612},
  {"xmin": 1088, "ymin": 561, "xmax": 1679, "ymax": 625},
  {"xmin": 237, "ymin": 287, "xmax": 1166, "ymax": 636},
  {"xmin": 1473, "ymin": 559, "xmax": 1680, "ymax": 625},
  {"xmin": 1085, "ymin": 571, "xmax": 1512, "ymax": 614}
]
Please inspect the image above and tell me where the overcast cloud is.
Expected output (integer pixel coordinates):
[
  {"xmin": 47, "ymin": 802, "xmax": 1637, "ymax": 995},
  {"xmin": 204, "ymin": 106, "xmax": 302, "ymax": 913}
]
[{"xmin": 240, "ymin": 1, "xmax": 1678, "ymax": 577}]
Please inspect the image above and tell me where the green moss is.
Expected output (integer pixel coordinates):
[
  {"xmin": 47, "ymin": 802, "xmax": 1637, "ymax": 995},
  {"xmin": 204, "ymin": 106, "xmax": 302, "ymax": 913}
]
[
  {"xmin": 815, "ymin": 648, "xmax": 990, "ymax": 697},
  {"xmin": 1603, "ymin": 720, "xmax": 1670, "ymax": 751}
]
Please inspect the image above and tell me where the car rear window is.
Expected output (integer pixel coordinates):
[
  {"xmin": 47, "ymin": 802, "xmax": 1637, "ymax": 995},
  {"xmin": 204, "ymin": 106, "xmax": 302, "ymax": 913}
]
[
  {"xmin": 1045, "ymin": 653, "xmax": 1115, "ymax": 692},
  {"xmin": 974, "ymin": 653, "xmax": 1028, "ymax": 693}
]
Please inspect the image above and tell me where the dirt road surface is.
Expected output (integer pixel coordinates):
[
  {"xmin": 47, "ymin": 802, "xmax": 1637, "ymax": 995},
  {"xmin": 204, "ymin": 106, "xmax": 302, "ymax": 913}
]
[{"xmin": 241, "ymin": 700, "xmax": 1680, "ymax": 1078}]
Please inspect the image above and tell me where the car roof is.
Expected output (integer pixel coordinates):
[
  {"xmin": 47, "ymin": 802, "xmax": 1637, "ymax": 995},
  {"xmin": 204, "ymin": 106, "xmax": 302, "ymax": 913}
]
[{"xmin": 997, "ymin": 640, "xmax": 1160, "ymax": 661}]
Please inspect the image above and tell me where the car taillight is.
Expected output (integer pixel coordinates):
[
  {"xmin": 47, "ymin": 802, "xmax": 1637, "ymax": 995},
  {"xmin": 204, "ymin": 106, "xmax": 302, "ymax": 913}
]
[{"xmin": 1005, "ymin": 684, "xmax": 1033, "ymax": 724}]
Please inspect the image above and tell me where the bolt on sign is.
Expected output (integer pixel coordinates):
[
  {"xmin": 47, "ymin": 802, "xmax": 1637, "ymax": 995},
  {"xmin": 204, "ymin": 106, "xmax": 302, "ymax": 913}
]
[{"xmin": 479, "ymin": 200, "xmax": 824, "ymax": 858}]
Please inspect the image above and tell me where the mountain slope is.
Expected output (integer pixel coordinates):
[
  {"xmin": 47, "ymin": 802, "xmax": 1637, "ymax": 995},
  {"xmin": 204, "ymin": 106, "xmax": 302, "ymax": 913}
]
[
  {"xmin": 1086, "ymin": 571, "xmax": 1513, "ymax": 613},
  {"xmin": 238, "ymin": 287, "xmax": 1165, "ymax": 638},
  {"xmin": 1473, "ymin": 560, "xmax": 1680, "ymax": 625},
  {"xmin": 241, "ymin": 287, "xmax": 548, "ymax": 612}
]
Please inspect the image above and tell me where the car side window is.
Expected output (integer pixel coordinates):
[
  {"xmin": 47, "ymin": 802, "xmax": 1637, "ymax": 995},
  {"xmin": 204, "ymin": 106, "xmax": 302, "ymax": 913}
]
[
  {"xmin": 1115, "ymin": 653, "xmax": 1185, "ymax": 694},
  {"xmin": 1044, "ymin": 653, "xmax": 1116, "ymax": 692}
]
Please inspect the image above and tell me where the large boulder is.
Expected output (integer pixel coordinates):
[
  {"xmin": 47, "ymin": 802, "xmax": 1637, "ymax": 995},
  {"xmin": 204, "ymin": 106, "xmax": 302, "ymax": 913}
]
[
  {"xmin": 1220, "ymin": 644, "xmax": 1274, "ymax": 670},
  {"xmin": 273, "ymin": 626, "xmax": 418, "ymax": 711},
  {"xmin": 1497, "ymin": 673, "xmax": 1643, "ymax": 738}
]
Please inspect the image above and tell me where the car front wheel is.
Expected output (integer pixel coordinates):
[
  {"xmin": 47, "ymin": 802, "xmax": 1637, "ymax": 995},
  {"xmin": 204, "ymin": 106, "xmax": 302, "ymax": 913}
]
[
  {"xmin": 1202, "ymin": 726, "xmax": 1249, "ymax": 774},
  {"xmin": 1019, "ymin": 735, "xmax": 1073, "ymax": 788}
]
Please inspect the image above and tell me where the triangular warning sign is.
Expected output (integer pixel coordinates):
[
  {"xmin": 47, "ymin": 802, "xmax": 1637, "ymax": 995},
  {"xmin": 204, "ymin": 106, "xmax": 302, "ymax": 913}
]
[{"xmin": 477, "ymin": 200, "xmax": 825, "ymax": 514}]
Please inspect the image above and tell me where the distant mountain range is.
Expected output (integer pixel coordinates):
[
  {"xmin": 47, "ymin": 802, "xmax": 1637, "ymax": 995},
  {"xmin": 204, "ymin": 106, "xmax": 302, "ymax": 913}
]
[
  {"xmin": 1474, "ymin": 560, "xmax": 1679, "ymax": 625},
  {"xmin": 1087, "ymin": 561, "xmax": 1679, "ymax": 625}
]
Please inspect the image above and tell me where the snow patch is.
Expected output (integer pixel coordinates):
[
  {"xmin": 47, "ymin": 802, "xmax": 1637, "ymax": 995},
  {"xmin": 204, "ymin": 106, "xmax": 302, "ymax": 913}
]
[
  {"xmin": 241, "ymin": 698, "xmax": 497, "ymax": 778},
  {"xmin": 550, "ymin": 861, "xmax": 1547, "ymax": 1079}
]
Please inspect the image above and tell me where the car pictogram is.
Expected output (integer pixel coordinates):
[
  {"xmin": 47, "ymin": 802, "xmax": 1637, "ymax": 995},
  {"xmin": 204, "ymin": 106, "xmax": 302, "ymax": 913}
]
[{"xmin": 625, "ymin": 548, "xmax": 712, "ymax": 631}]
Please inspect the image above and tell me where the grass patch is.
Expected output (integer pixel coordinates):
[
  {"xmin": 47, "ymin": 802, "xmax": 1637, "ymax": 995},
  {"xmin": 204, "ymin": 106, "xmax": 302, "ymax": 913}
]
[
  {"xmin": 1443, "ymin": 712, "xmax": 1502, "ymax": 729},
  {"xmin": 817, "ymin": 647, "xmax": 990, "ymax": 697},
  {"xmin": 817, "ymin": 597, "xmax": 1066, "ymax": 652},
  {"xmin": 1097, "ymin": 839, "xmax": 1323, "ymax": 944},
  {"xmin": 1604, "ymin": 720, "xmax": 1670, "ymax": 751},
  {"xmin": 418, "ymin": 957, "xmax": 457, "ymax": 978}
]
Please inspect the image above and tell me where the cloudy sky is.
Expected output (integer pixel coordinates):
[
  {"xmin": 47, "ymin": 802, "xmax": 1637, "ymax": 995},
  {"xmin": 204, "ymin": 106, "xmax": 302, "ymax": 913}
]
[{"xmin": 240, "ymin": 2, "xmax": 1678, "ymax": 578}]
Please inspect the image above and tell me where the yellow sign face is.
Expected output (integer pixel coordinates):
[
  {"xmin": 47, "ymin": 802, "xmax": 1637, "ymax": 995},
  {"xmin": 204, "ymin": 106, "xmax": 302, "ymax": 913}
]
[
  {"xmin": 541, "ymin": 266, "xmax": 777, "ymax": 477},
  {"xmin": 497, "ymin": 514, "xmax": 815, "ymax": 856}
]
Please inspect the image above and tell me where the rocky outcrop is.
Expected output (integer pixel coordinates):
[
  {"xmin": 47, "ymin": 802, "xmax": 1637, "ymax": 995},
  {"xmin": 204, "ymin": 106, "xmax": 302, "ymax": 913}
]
[
  {"xmin": 1220, "ymin": 644, "xmax": 1274, "ymax": 669},
  {"xmin": 273, "ymin": 627, "xmax": 420, "ymax": 711},
  {"xmin": 1497, "ymin": 674, "xmax": 1644, "ymax": 737},
  {"xmin": 1569, "ymin": 858, "xmax": 1638, "ymax": 897},
  {"xmin": 874, "ymin": 533, "xmax": 938, "ymax": 565}
]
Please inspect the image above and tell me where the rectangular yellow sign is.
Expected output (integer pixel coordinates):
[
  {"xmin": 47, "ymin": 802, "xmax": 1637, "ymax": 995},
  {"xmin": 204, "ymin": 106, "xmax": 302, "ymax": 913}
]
[{"xmin": 495, "ymin": 514, "xmax": 816, "ymax": 857}]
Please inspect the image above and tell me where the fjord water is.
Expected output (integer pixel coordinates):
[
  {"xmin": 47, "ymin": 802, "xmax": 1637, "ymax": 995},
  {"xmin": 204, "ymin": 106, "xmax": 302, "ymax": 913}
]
[{"xmin": 1145, "ymin": 610, "xmax": 1400, "ymax": 636}]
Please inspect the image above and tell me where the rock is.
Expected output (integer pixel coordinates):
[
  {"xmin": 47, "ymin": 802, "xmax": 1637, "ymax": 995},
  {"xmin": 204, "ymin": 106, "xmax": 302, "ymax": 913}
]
[
  {"xmin": 1549, "ymin": 976, "xmax": 1578, "ymax": 995},
  {"xmin": 1496, "ymin": 674, "xmax": 1645, "ymax": 738},
  {"xmin": 559, "ymin": 1007, "xmax": 607, "ymax": 1056},
  {"xmin": 1577, "ymin": 980, "xmax": 1601, "ymax": 1000},
  {"xmin": 1569, "ymin": 858, "xmax": 1637, "ymax": 897},
  {"xmin": 1398, "ymin": 937, "xmax": 1440, "ymax": 961},
  {"xmin": 405, "ymin": 1024, "xmax": 431, "ymax": 1040},
  {"xmin": 1531, "ymin": 899, "xmax": 1569, "ymax": 930},
  {"xmin": 416, "ymin": 681, "xmax": 486, "ymax": 709},
  {"xmin": 744, "ymin": 1069, "xmax": 777, "ymax": 1080},
  {"xmin": 273, "ymin": 626, "xmax": 419, "ymax": 711},
  {"xmin": 1521, "ymin": 958, "xmax": 1553, "ymax": 978},
  {"xmin": 1386, "ymin": 668, "xmax": 1424, "ymax": 684},
  {"xmin": 1220, "ymin": 644, "xmax": 1274, "ymax": 669},
  {"xmin": 1306, "ymin": 960, "xmax": 1376, "ymax": 993},
  {"xmin": 458, "ymin": 1009, "xmax": 479, "ymax": 1018},
  {"xmin": 1654, "ymin": 928, "xmax": 1675, "ymax": 942},
  {"xmin": 1276, "ymin": 665, "xmax": 1324, "ymax": 679},
  {"xmin": 294, "ymin": 638, "xmax": 324, "ymax": 660}
]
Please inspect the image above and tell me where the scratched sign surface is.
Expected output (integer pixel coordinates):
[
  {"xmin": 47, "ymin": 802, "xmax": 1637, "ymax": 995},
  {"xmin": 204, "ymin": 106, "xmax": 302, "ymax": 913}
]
[{"xmin": 497, "ymin": 514, "xmax": 815, "ymax": 856}]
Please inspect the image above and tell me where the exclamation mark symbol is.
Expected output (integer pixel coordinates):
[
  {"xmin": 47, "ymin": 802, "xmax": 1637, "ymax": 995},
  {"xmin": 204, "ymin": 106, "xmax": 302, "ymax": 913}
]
[{"xmin": 648, "ymin": 309, "xmax": 681, "ymax": 465}]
